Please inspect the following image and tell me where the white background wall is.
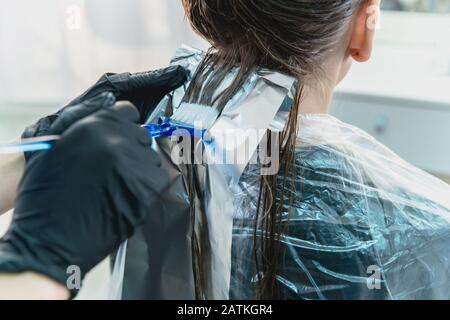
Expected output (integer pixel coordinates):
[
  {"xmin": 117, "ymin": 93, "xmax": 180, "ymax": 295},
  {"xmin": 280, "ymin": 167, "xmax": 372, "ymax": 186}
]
[{"xmin": 0, "ymin": 0, "xmax": 206, "ymax": 105}]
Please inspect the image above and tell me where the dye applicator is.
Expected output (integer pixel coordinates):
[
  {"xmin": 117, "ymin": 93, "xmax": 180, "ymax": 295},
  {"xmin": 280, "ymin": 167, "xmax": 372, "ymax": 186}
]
[{"xmin": 0, "ymin": 116, "xmax": 207, "ymax": 154}]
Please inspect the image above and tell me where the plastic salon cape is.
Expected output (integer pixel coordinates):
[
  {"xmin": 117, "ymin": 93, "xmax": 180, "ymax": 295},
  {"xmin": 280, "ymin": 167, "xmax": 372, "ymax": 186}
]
[
  {"xmin": 113, "ymin": 46, "xmax": 450, "ymax": 300},
  {"xmin": 231, "ymin": 114, "xmax": 450, "ymax": 299}
]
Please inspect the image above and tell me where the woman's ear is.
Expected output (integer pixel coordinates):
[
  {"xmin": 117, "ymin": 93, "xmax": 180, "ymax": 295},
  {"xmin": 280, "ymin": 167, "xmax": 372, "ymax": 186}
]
[{"xmin": 349, "ymin": 0, "xmax": 380, "ymax": 62}]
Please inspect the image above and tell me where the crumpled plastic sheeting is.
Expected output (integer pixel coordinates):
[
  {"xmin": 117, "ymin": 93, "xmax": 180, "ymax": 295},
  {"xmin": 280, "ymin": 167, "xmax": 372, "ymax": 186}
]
[
  {"xmin": 112, "ymin": 45, "xmax": 450, "ymax": 300},
  {"xmin": 230, "ymin": 114, "xmax": 450, "ymax": 299}
]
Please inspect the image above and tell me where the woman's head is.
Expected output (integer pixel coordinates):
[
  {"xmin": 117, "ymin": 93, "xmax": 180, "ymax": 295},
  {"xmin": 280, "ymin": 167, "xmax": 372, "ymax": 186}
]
[
  {"xmin": 183, "ymin": 0, "xmax": 379, "ymax": 90},
  {"xmin": 181, "ymin": 0, "xmax": 380, "ymax": 299}
]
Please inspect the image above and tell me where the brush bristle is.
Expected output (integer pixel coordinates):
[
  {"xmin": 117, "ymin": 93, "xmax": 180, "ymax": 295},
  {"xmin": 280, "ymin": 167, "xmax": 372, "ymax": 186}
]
[{"xmin": 171, "ymin": 102, "xmax": 220, "ymax": 129}]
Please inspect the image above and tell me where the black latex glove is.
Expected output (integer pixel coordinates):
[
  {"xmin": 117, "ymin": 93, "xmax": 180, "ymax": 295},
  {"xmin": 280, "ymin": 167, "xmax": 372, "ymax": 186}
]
[
  {"xmin": 22, "ymin": 65, "xmax": 188, "ymax": 161},
  {"xmin": 0, "ymin": 102, "xmax": 169, "ymax": 298}
]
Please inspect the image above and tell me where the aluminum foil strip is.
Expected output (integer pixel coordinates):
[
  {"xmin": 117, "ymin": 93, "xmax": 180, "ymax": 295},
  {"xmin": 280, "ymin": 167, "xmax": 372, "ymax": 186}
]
[{"xmin": 110, "ymin": 45, "xmax": 296, "ymax": 299}]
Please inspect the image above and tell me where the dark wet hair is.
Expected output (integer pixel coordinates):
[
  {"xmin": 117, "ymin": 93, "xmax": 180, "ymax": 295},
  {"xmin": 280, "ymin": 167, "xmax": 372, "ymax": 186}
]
[{"xmin": 182, "ymin": 0, "xmax": 364, "ymax": 299}]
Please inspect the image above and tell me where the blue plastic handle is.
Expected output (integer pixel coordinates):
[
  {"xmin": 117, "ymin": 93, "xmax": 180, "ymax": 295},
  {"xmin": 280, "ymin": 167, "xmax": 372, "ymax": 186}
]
[{"xmin": 0, "ymin": 117, "xmax": 207, "ymax": 154}]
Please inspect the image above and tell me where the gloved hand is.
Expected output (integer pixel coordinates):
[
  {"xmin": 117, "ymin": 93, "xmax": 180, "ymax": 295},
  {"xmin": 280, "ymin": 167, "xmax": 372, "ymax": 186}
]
[
  {"xmin": 22, "ymin": 65, "xmax": 188, "ymax": 161},
  {"xmin": 0, "ymin": 102, "xmax": 169, "ymax": 298}
]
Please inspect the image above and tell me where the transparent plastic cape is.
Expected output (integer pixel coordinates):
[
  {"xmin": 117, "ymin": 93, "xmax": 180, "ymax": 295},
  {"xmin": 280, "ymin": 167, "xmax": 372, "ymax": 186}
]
[
  {"xmin": 111, "ymin": 46, "xmax": 450, "ymax": 300},
  {"xmin": 231, "ymin": 114, "xmax": 450, "ymax": 299}
]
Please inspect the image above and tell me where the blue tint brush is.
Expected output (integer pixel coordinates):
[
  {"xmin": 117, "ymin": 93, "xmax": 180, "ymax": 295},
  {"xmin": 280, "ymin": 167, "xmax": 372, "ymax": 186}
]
[
  {"xmin": 0, "ymin": 117, "xmax": 207, "ymax": 154},
  {"xmin": 0, "ymin": 136, "xmax": 60, "ymax": 154}
]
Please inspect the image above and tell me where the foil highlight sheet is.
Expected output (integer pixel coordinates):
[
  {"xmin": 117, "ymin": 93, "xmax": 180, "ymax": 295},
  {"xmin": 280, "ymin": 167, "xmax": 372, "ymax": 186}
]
[{"xmin": 111, "ymin": 45, "xmax": 295, "ymax": 299}]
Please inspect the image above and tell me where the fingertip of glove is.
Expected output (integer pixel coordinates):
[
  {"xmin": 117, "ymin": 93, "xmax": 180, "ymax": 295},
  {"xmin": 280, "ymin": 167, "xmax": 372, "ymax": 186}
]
[
  {"xmin": 153, "ymin": 65, "xmax": 189, "ymax": 86},
  {"xmin": 167, "ymin": 65, "xmax": 189, "ymax": 84}
]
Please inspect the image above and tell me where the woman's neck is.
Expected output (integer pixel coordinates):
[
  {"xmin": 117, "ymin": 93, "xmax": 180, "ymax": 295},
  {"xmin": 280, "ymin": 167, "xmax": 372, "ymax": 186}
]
[{"xmin": 298, "ymin": 82, "xmax": 334, "ymax": 114}]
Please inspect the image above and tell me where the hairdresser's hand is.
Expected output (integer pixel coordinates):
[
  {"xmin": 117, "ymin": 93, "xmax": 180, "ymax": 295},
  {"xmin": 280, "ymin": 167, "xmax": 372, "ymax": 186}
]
[
  {"xmin": 0, "ymin": 102, "xmax": 169, "ymax": 298},
  {"xmin": 22, "ymin": 65, "xmax": 188, "ymax": 161}
]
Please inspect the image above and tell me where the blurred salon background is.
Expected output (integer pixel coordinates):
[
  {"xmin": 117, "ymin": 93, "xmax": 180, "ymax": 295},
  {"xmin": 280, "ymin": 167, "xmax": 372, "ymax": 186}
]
[{"xmin": 0, "ymin": 0, "xmax": 450, "ymax": 298}]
